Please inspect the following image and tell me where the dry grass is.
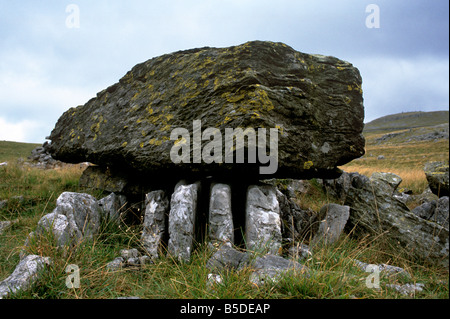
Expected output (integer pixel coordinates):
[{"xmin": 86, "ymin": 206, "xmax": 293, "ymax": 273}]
[{"xmin": 341, "ymin": 133, "xmax": 449, "ymax": 194}]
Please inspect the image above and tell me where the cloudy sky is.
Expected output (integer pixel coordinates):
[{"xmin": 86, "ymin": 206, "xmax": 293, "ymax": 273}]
[{"xmin": 0, "ymin": 0, "xmax": 448, "ymax": 143}]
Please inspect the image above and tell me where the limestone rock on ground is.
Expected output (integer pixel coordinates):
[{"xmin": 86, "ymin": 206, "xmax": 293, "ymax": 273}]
[
  {"xmin": 206, "ymin": 245, "xmax": 249, "ymax": 271},
  {"xmin": 53, "ymin": 192, "xmax": 102, "ymax": 242},
  {"xmin": 34, "ymin": 212, "xmax": 71, "ymax": 247},
  {"xmin": 411, "ymin": 196, "xmax": 449, "ymax": 230},
  {"xmin": 49, "ymin": 41, "xmax": 364, "ymax": 181},
  {"xmin": 206, "ymin": 245, "xmax": 309, "ymax": 287},
  {"xmin": 0, "ymin": 255, "xmax": 51, "ymax": 299},
  {"xmin": 23, "ymin": 192, "xmax": 105, "ymax": 253},
  {"xmin": 385, "ymin": 283, "xmax": 425, "ymax": 296},
  {"xmin": 249, "ymin": 254, "xmax": 309, "ymax": 286},
  {"xmin": 0, "ymin": 220, "xmax": 18, "ymax": 235},
  {"xmin": 106, "ymin": 249, "xmax": 152, "ymax": 271}
]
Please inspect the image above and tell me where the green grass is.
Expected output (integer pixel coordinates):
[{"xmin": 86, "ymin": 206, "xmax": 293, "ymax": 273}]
[
  {"xmin": 0, "ymin": 141, "xmax": 40, "ymax": 162},
  {"xmin": 1, "ymin": 157, "xmax": 448, "ymax": 299}
]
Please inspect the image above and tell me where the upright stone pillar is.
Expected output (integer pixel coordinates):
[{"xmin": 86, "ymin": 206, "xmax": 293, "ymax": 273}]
[
  {"xmin": 141, "ymin": 190, "xmax": 169, "ymax": 259},
  {"xmin": 168, "ymin": 181, "xmax": 200, "ymax": 261},
  {"xmin": 208, "ymin": 183, "xmax": 234, "ymax": 247},
  {"xmin": 245, "ymin": 185, "xmax": 282, "ymax": 255}
]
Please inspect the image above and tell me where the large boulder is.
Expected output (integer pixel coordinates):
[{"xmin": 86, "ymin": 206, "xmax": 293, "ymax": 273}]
[
  {"xmin": 24, "ymin": 192, "xmax": 103, "ymax": 251},
  {"xmin": 49, "ymin": 41, "xmax": 364, "ymax": 181},
  {"xmin": 53, "ymin": 192, "xmax": 102, "ymax": 242}
]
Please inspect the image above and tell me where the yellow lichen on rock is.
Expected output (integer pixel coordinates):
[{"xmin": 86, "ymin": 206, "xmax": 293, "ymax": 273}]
[{"xmin": 303, "ymin": 161, "xmax": 314, "ymax": 169}]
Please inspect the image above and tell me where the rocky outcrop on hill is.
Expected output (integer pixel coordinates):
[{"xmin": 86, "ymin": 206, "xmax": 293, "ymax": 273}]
[
  {"xmin": 49, "ymin": 41, "xmax": 364, "ymax": 181},
  {"xmin": 374, "ymin": 124, "xmax": 449, "ymax": 144}
]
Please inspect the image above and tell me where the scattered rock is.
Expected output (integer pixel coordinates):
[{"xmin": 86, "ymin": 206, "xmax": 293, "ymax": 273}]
[
  {"xmin": 245, "ymin": 184, "xmax": 282, "ymax": 254},
  {"xmin": 120, "ymin": 248, "xmax": 139, "ymax": 259},
  {"xmin": 354, "ymin": 260, "xmax": 411, "ymax": 279},
  {"xmin": 411, "ymin": 196, "xmax": 449, "ymax": 230},
  {"xmin": 386, "ymin": 283, "xmax": 425, "ymax": 296},
  {"xmin": 319, "ymin": 171, "xmax": 355, "ymax": 203},
  {"xmin": 249, "ymin": 254, "xmax": 308, "ymax": 286},
  {"xmin": 424, "ymin": 161, "xmax": 449, "ymax": 197},
  {"xmin": 207, "ymin": 273, "xmax": 223, "ymax": 287},
  {"xmin": 0, "ymin": 200, "xmax": 7, "ymax": 210},
  {"xmin": 276, "ymin": 188, "xmax": 316, "ymax": 242},
  {"xmin": 370, "ymin": 172, "xmax": 402, "ymax": 192},
  {"xmin": 22, "ymin": 192, "xmax": 105, "ymax": 258},
  {"xmin": 375, "ymin": 132, "xmax": 404, "ymax": 144},
  {"xmin": 106, "ymin": 257, "xmax": 125, "ymax": 271},
  {"xmin": 106, "ymin": 249, "xmax": 152, "ymax": 271},
  {"xmin": 0, "ymin": 162, "xmax": 7, "ymax": 167},
  {"xmin": 278, "ymin": 179, "xmax": 310, "ymax": 200},
  {"xmin": 34, "ymin": 212, "xmax": 72, "ymax": 247},
  {"xmin": 374, "ymin": 124, "xmax": 449, "ymax": 145},
  {"xmin": 27, "ymin": 141, "xmax": 79, "ymax": 169},
  {"xmin": 206, "ymin": 246, "xmax": 249, "ymax": 271},
  {"xmin": 205, "ymin": 245, "xmax": 308, "ymax": 287},
  {"xmin": 377, "ymin": 155, "xmax": 385, "ymax": 160},
  {"xmin": 287, "ymin": 243, "xmax": 312, "ymax": 261},
  {"xmin": 0, "ymin": 255, "xmax": 52, "ymax": 299},
  {"xmin": 410, "ymin": 186, "xmax": 440, "ymax": 205},
  {"xmin": 0, "ymin": 220, "xmax": 18, "ymax": 235}
]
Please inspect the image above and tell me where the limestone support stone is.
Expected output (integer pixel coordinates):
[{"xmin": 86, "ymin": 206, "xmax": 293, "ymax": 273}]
[
  {"xmin": 141, "ymin": 190, "xmax": 169, "ymax": 259},
  {"xmin": 245, "ymin": 185, "xmax": 282, "ymax": 254},
  {"xmin": 208, "ymin": 183, "xmax": 234, "ymax": 247},
  {"xmin": 167, "ymin": 182, "xmax": 200, "ymax": 261}
]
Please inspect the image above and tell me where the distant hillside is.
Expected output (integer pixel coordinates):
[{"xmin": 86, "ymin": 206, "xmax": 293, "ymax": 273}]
[
  {"xmin": 364, "ymin": 111, "xmax": 449, "ymax": 133},
  {"xmin": 0, "ymin": 141, "xmax": 41, "ymax": 162}
]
